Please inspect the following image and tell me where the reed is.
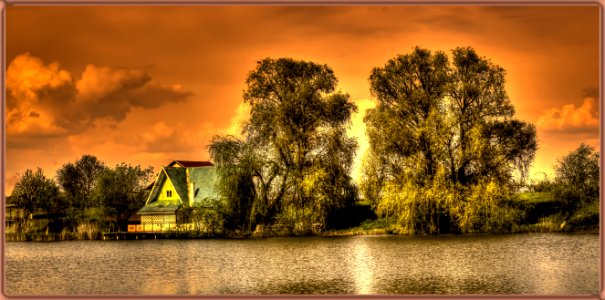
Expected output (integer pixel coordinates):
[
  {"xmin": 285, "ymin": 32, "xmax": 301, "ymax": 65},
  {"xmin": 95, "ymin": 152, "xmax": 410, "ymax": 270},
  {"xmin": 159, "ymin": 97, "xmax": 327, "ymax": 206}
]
[{"xmin": 75, "ymin": 222, "xmax": 101, "ymax": 240}]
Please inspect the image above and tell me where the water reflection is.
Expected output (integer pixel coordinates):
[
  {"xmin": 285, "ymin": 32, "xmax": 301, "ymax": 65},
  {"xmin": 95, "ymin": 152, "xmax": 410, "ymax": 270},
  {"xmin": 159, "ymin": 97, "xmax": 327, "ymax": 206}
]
[
  {"xmin": 372, "ymin": 273, "xmax": 524, "ymax": 294},
  {"xmin": 260, "ymin": 278, "xmax": 354, "ymax": 295},
  {"xmin": 350, "ymin": 237, "xmax": 374, "ymax": 294},
  {"xmin": 5, "ymin": 233, "xmax": 599, "ymax": 295}
]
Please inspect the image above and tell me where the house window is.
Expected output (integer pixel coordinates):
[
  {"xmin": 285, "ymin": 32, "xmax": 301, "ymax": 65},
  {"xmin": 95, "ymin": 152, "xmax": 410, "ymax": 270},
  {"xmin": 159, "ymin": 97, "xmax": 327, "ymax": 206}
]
[{"xmin": 167, "ymin": 190, "xmax": 172, "ymax": 197}]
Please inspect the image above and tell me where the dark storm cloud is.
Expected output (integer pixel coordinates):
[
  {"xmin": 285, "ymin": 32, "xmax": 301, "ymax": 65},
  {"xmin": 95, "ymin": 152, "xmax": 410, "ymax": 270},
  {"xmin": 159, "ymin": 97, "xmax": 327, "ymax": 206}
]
[
  {"xmin": 6, "ymin": 54, "xmax": 191, "ymax": 138},
  {"xmin": 582, "ymin": 87, "xmax": 599, "ymax": 99}
]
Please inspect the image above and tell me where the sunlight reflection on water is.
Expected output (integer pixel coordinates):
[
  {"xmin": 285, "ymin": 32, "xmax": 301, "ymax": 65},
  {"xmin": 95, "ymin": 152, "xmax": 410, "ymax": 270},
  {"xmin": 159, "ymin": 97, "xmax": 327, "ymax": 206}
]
[
  {"xmin": 5, "ymin": 233, "xmax": 599, "ymax": 295},
  {"xmin": 350, "ymin": 236, "xmax": 373, "ymax": 294}
]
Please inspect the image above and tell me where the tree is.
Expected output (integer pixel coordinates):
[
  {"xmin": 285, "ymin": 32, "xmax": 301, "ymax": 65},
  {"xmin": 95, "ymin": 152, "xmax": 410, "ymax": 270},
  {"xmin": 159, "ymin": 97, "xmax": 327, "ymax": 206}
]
[
  {"xmin": 363, "ymin": 46, "xmax": 537, "ymax": 233},
  {"xmin": 447, "ymin": 47, "xmax": 536, "ymax": 186},
  {"xmin": 56, "ymin": 155, "xmax": 107, "ymax": 223},
  {"xmin": 366, "ymin": 47, "xmax": 449, "ymax": 184},
  {"xmin": 11, "ymin": 168, "xmax": 61, "ymax": 219},
  {"xmin": 94, "ymin": 163, "xmax": 154, "ymax": 231},
  {"xmin": 553, "ymin": 143, "xmax": 599, "ymax": 217},
  {"xmin": 359, "ymin": 150, "xmax": 382, "ymax": 205},
  {"xmin": 210, "ymin": 57, "xmax": 358, "ymax": 232},
  {"xmin": 208, "ymin": 135, "xmax": 258, "ymax": 231}
]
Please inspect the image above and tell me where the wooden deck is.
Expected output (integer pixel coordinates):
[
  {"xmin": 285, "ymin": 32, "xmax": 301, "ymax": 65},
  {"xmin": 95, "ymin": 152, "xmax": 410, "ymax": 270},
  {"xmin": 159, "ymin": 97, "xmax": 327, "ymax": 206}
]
[{"xmin": 102, "ymin": 232, "xmax": 165, "ymax": 240}]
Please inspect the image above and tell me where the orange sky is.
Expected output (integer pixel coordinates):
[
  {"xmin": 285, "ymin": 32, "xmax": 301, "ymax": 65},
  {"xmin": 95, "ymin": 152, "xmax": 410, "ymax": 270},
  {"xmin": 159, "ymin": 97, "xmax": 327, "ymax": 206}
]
[{"xmin": 4, "ymin": 5, "xmax": 600, "ymax": 194}]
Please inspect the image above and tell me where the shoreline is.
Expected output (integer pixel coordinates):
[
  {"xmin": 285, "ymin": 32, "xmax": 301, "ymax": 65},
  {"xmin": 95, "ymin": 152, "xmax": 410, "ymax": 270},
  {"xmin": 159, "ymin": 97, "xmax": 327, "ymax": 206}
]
[{"xmin": 5, "ymin": 226, "xmax": 598, "ymax": 242}]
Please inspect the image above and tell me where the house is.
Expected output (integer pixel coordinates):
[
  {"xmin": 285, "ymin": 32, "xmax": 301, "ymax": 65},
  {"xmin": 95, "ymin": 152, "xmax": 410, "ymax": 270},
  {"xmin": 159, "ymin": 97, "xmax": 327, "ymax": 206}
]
[{"xmin": 134, "ymin": 160, "xmax": 221, "ymax": 232}]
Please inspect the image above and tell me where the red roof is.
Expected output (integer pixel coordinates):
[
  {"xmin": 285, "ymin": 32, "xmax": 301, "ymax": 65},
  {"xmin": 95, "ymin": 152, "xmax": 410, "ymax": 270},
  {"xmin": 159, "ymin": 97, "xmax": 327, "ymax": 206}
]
[{"xmin": 168, "ymin": 160, "xmax": 214, "ymax": 168}]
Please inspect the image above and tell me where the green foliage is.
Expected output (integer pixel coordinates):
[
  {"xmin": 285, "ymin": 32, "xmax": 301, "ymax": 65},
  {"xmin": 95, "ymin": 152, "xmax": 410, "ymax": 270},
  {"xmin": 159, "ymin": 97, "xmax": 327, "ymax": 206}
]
[
  {"xmin": 208, "ymin": 135, "xmax": 257, "ymax": 231},
  {"xmin": 11, "ymin": 168, "xmax": 61, "ymax": 217},
  {"xmin": 527, "ymin": 177, "xmax": 556, "ymax": 193},
  {"xmin": 364, "ymin": 46, "xmax": 537, "ymax": 234},
  {"xmin": 186, "ymin": 206, "xmax": 225, "ymax": 235},
  {"xmin": 375, "ymin": 168, "xmax": 460, "ymax": 234},
  {"xmin": 210, "ymin": 57, "xmax": 358, "ymax": 232},
  {"xmin": 359, "ymin": 149, "xmax": 387, "ymax": 208},
  {"xmin": 10, "ymin": 155, "xmax": 156, "ymax": 237},
  {"xmin": 448, "ymin": 48, "xmax": 536, "ymax": 186},
  {"xmin": 95, "ymin": 163, "xmax": 154, "ymax": 231},
  {"xmin": 516, "ymin": 191, "xmax": 554, "ymax": 204},
  {"xmin": 366, "ymin": 47, "xmax": 448, "ymax": 183},
  {"xmin": 56, "ymin": 155, "xmax": 107, "ymax": 224},
  {"xmin": 553, "ymin": 143, "xmax": 599, "ymax": 218},
  {"xmin": 515, "ymin": 214, "xmax": 565, "ymax": 233},
  {"xmin": 456, "ymin": 180, "xmax": 521, "ymax": 233},
  {"xmin": 566, "ymin": 200, "xmax": 599, "ymax": 230}
]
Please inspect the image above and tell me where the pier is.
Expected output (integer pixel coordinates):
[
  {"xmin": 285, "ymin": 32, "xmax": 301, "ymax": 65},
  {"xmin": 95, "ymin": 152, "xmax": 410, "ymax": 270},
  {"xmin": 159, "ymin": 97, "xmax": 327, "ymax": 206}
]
[{"xmin": 102, "ymin": 232, "xmax": 163, "ymax": 240}]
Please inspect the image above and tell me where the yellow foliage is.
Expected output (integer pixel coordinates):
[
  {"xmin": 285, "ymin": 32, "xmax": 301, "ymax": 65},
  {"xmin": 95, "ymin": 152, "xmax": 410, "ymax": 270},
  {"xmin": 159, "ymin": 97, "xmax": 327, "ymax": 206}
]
[
  {"xmin": 457, "ymin": 180, "xmax": 520, "ymax": 233},
  {"xmin": 376, "ymin": 169, "xmax": 456, "ymax": 234}
]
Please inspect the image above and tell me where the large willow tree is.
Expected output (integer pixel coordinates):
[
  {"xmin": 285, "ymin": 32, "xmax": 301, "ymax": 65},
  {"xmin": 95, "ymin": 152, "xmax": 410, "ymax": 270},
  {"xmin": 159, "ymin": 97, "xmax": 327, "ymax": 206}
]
[
  {"xmin": 362, "ymin": 47, "xmax": 537, "ymax": 234},
  {"xmin": 209, "ymin": 58, "xmax": 358, "ymax": 233}
]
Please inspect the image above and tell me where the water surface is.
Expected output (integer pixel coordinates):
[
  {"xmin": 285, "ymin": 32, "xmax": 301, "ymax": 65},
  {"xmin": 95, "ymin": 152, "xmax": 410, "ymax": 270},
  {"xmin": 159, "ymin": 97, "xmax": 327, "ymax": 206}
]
[{"xmin": 4, "ymin": 233, "xmax": 599, "ymax": 295}]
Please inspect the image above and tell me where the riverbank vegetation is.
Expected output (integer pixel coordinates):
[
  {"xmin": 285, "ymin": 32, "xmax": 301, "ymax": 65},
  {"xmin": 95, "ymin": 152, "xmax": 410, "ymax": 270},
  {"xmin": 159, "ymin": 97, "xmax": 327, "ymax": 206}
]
[
  {"xmin": 7, "ymin": 156, "xmax": 153, "ymax": 241},
  {"xmin": 6, "ymin": 46, "xmax": 599, "ymax": 241}
]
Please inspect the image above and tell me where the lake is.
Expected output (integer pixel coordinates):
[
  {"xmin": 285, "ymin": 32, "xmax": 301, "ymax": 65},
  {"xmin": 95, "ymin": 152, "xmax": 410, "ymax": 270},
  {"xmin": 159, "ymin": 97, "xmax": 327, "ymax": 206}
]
[{"xmin": 4, "ymin": 233, "xmax": 599, "ymax": 295}]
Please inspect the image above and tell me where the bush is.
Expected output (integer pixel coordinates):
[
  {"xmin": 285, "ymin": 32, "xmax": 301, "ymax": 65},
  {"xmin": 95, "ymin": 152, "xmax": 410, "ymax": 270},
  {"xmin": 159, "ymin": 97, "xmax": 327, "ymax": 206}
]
[
  {"xmin": 553, "ymin": 143, "xmax": 599, "ymax": 218},
  {"xmin": 566, "ymin": 201, "xmax": 599, "ymax": 230}
]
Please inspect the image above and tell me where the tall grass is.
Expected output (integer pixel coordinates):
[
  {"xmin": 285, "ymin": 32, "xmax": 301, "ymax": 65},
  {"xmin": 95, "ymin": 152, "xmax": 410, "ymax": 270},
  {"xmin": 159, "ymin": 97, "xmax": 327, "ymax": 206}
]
[
  {"xmin": 74, "ymin": 222, "xmax": 101, "ymax": 240},
  {"xmin": 5, "ymin": 221, "xmax": 102, "ymax": 241}
]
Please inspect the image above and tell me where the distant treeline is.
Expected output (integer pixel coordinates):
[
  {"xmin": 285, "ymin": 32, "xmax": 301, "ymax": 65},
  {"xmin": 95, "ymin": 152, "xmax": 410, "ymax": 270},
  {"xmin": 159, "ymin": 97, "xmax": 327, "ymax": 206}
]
[
  {"xmin": 7, "ymin": 156, "xmax": 153, "ymax": 240},
  {"xmin": 6, "ymin": 46, "xmax": 599, "ymax": 240}
]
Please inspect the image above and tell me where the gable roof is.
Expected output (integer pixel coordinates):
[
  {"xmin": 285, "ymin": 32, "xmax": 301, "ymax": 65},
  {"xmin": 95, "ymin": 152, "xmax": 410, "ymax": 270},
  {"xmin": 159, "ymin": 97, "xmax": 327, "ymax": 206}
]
[
  {"xmin": 144, "ymin": 182, "xmax": 155, "ymax": 190},
  {"xmin": 163, "ymin": 167, "xmax": 189, "ymax": 203},
  {"xmin": 168, "ymin": 160, "xmax": 214, "ymax": 168},
  {"xmin": 138, "ymin": 164, "xmax": 221, "ymax": 215},
  {"xmin": 138, "ymin": 167, "xmax": 187, "ymax": 214},
  {"xmin": 187, "ymin": 167, "xmax": 220, "ymax": 207},
  {"xmin": 145, "ymin": 168, "xmax": 168, "ymax": 205}
]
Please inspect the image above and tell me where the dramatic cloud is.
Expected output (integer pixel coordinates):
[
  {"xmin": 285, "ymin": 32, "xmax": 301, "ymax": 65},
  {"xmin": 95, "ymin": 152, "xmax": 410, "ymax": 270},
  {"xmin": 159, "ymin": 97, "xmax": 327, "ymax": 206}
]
[
  {"xmin": 4, "ymin": 6, "xmax": 599, "ymax": 193},
  {"xmin": 6, "ymin": 53, "xmax": 73, "ymax": 137},
  {"xmin": 102, "ymin": 101, "xmax": 252, "ymax": 158},
  {"xmin": 537, "ymin": 96, "xmax": 599, "ymax": 135},
  {"xmin": 6, "ymin": 53, "xmax": 191, "ymax": 139}
]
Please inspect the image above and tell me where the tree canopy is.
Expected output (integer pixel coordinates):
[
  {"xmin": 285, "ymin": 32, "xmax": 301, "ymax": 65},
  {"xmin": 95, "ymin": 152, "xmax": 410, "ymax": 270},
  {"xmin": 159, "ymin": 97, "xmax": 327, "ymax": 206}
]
[
  {"xmin": 210, "ymin": 57, "xmax": 358, "ymax": 233},
  {"xmin": 553, "ymin": 143, "xmax": 599, "ymax": 217},
  {"xmin": 56, "ymin": 155, "xmax": 107, "ymax": 223},
  {"xmin": 11, "ymin": 168, "xmax": 61, "ymax": 217},
  {"xmin": 94, "ymin": 163, "xmax": 154, "ymax": 231},
  {"xmin": 362, "ymin": 46, "xmax": 538, "ymax": 234},
  {"xmin": 9, "ymin": 155, "xmax": 155, "ymax": 237}
]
